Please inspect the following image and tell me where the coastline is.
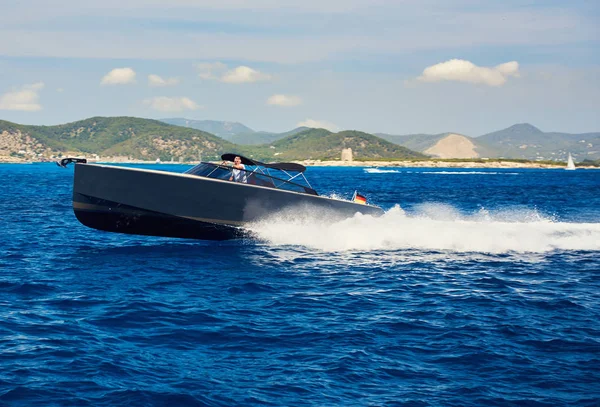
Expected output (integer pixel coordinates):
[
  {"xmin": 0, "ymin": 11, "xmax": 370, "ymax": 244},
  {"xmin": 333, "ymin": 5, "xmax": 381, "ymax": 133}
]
[
  {"xmin": 1, "ymin": 158, "xmax": 597, "ymax": 169},
  {"xmin": 298, "ymin": 160, "xmax": 598, "ymax": 169}
]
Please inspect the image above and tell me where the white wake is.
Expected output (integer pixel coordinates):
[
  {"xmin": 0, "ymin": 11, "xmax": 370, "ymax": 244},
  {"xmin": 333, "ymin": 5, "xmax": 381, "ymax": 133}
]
[
  {"xmin": 364, "ymin": 168, "xmax": 400, "ymax": 174},
  {"xmin": 364, "ymin": 169, "xmax": 520, "ymax": 175},
  {"xmin": 422, "ymin": 171, "xmax": 520, "ymax": 175},
  {"xmin": 247, "ymin": 204, "xmax": 600, "ymax": 253}
]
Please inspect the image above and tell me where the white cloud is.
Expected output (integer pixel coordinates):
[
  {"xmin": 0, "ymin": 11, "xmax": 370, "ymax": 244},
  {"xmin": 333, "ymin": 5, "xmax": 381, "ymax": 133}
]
[
  {"xmin": 417, "ymin": 59, "xmax": 520, "ymax": 87},
  {"xmin": 101, "ymin": 67, "xmax": 136, "ymax": 85},
  {"xmin": 196, "ymin": 62, "xmax": 227, "ymax": 80},
  {"xmin": 197, "ymin": 62, "xmax": 272, "ymax": 84},
  {"xmin": 496, "ymin": 61, "xmax": 520, "ymax": 77},
  {"xmin": 0, "ymin": 82, "xmax": 45, "ymax": 111},
  {"xmin": 267, "ymin": 94, "xmax": 302, "ymax": 107},
  {"xmin": 297, "ymin": 119, "xmax": 339, "ymax": 132},
  {"xmin": 221, "ymin": 66, "xmax": 271, "ymax": 83},
  {"xmin": 143, "ymin": 96, "xmax": 201, "ymax": 112},
  {"xmin": 148, "ymin": 74, "xmax": 180, "ymax": 87},
  {"xmin": 26, "ymin": 82, "xmax": 45, "ymax": 91}
]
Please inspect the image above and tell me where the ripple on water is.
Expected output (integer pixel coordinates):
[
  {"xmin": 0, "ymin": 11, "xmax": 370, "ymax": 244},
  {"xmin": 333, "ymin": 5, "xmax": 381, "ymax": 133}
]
[{"xmin": 1, "ymin": 164, "xmax": 599, "ymax": 406}]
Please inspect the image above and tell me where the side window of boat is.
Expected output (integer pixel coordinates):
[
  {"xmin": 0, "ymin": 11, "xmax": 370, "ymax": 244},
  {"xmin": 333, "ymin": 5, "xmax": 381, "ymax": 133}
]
[
  {"xmin": 249, "ymin": 173, "xmax": 276, "ymax": 188},
  {"xmin": 186, "ymin": 163, "xmax": 231, "ymax": 180},
  {"xmin": 185, "ymin": 163, "xmax": 316, "ymax": 195},
  {"xmin": 185, "ymin": 163, "xmax": 213, "ymax": 176},
  {"xmin": 216, "ymin": 166, "xmax": 233, "ymax": 180}
]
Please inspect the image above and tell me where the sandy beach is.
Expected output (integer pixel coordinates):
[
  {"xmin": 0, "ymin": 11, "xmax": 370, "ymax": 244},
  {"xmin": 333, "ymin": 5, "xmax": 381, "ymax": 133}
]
[{"xmin": 1, "ymin": 156, "xmax": 597, "ymax": 169}]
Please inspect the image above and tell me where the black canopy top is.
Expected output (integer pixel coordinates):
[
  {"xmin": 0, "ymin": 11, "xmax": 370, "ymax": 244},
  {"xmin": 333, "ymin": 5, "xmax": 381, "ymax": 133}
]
[
  {"xmin": 220, "ymin": 153, "xmax": 306, "ymax": 173},
  {"xmin": 263, "ymin": 162, "xmax": 306, "ymax": 172},
  {"xmin": 221, "ymin": 153, "xmax": 257, "ymax": 166}
]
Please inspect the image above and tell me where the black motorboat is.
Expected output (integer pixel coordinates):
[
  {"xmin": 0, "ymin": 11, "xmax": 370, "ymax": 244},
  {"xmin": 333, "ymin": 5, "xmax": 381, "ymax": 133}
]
[{"xmin": 58, "ymin": 154, "xmax": 384, "ymax": 240}]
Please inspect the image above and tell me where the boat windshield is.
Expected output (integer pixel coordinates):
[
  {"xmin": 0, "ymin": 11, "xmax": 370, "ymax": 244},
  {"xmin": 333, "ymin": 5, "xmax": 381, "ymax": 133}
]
[{"xmin": 185, "ymin": 162, "xmax": 318, "ymax": 195}]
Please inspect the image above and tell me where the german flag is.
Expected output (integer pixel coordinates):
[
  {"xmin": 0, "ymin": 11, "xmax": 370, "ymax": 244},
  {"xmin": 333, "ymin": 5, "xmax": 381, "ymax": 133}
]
[{"xmin": 352, "ymin": 191, "xmax": 367, "ymax": 205}]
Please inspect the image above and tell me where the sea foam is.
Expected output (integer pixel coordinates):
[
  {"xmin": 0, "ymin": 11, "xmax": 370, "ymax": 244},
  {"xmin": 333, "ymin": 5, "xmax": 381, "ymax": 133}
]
[{"xmin": 247, "ymin": 204, "xmax": 600, "ymax": 253}]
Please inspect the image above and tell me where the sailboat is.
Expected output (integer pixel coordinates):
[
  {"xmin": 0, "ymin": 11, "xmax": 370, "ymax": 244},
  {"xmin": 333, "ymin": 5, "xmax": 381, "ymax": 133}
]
[{"xmin": 566, "ymin": 153, "xmax": 576, "ymax": 170}]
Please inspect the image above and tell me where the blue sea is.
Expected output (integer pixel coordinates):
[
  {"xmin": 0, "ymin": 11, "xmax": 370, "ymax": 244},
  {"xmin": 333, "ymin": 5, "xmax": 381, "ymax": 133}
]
[{"xmin": 1, "ymin": 163, "xmax": 599, "ymax": 406}]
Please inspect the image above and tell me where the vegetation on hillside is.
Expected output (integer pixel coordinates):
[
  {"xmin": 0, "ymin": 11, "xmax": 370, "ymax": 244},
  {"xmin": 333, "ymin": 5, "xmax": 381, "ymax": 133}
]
[
  {"xmin": 1, "ymin": 117, "xmax": 234, "ymax": 161},
  {"xmin": 477, "ymin": 124, "xmax": 600, "ymax": 160},
  {"xmin": 377, "ymin": 123, "xmax": 600, "ymax": 161},
  {"xmin": 580, "ymin": 159, "xmax": 600, "ymax": 167},
  {"xmin": 263, "ymin": 129, "xmax": 427, "ymax": 160},
  {"xmin": 0, "ymin": 118, "xmax": 426, "ymax": 161}
]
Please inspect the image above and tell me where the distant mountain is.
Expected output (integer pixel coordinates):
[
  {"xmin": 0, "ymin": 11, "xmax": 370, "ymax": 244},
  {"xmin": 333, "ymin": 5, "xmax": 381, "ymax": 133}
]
[
  {"xmin": 377, "ymin": 123, "xmax": 600, "ymax": 161},
  {"xmin": 0, "ymin": 116, "xmax": 233, "ymax": 161},
  {"xmin": 376, "ymin": 132, "xmax": 448, "ymax": 152},
  {"xmin": 479, "ymin": 123, "xmax": 543, "ymax": 143},
  {"xmin": 478, "ymin": 123, "xmax": 600, "ymax": 161},
  {"xmin": 377, "ymin": 132, "xmax": 494, "ymax": 159},
  {"xmin": 161, "ymin": 118, "xmax": 254, "ymax": 139},
  {"xmin": 160, "ymin": 118, "xmax": 310, "ymax": 145},
  {"xmin": 256, "ymin": 128, "xmax": 427, "ymax": 161},
  {"xmin": 230, "ymin": 127, "xmax": 310, "ymax": 145}
]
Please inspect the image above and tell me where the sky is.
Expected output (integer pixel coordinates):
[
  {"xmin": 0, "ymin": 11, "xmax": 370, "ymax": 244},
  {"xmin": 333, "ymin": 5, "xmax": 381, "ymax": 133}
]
[{"xmin": 0, "ymin": 0, "xmax": 598, "ymax": 136}]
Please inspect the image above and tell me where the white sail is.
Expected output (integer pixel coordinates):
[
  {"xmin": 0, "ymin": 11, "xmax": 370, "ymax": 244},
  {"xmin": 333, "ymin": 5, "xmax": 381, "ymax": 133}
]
[{"xmin": 566, "ymin": 153, "xmax": 576, "ymax": 170}]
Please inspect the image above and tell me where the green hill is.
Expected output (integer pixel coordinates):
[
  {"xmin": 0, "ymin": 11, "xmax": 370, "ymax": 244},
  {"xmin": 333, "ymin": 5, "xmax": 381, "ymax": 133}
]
[
  {"xmin": 0, "ymin": 117, "xmax": 234, "ymax": 161},
  {"xmin": 261, "ymin": 128, "xmax": 427, "ymax": 161},
  {"xmin": 4, "ymin": 117, "xmax": 598, "ymax": 163},
  {"xmin": 0, "ymin": 117, "xmax": 425, "ymax": 162}
]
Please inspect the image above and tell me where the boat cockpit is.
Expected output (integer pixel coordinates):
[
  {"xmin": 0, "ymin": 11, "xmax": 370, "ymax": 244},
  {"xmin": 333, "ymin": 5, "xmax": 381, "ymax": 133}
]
[{"xmin": 185, "ymin": 154, "xmax": 318, "ymax": 196}]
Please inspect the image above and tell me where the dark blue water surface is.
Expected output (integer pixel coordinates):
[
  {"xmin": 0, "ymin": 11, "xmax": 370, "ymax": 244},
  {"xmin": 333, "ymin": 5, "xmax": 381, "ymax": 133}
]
[{"xmin": 1, "ymin": 163, "xmax": 600, "ymax": 406}]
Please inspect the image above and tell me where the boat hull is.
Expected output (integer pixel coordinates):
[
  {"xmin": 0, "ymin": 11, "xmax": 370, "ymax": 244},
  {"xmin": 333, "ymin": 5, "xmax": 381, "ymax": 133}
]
[
  {"xmin": 74, "ymin": 195, "xmax": 243, "ymax": 240},
  {"xmin": 72, "ymin": 164, "xmax": 383, "ymax": 240}
]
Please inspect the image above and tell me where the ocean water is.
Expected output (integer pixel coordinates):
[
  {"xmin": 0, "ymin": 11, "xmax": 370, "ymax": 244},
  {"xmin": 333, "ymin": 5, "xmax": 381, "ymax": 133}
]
[{"xmin": 1, "ymin": 163, "xmax": 599, "ymax": 406}]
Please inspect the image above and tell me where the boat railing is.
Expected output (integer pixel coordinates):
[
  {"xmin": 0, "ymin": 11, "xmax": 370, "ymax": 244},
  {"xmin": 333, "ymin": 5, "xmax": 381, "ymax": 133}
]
[{"xmin": 185, "ymin": 162, "xmax": 318, "ymax": 195}]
